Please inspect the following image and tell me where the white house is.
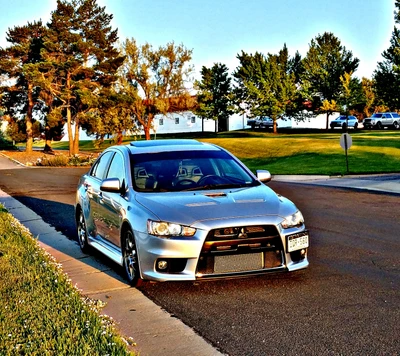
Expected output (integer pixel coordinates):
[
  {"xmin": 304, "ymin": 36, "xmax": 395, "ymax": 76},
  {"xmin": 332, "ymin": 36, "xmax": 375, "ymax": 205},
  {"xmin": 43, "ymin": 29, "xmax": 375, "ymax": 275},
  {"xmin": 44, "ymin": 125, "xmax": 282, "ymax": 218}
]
[
  {"xmin": 153, "ymin": 112, "xmax": 215, "ymax": 134},
  {"xmin": 11, "ymin": 111, "xmax": 342, "ymax": 143}
]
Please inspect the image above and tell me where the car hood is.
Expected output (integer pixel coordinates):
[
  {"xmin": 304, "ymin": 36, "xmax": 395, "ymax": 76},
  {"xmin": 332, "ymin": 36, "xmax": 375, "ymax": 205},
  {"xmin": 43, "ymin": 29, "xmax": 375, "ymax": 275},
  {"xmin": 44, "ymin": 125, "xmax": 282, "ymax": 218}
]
[{"xmin": 134, "ymin": 185, "xmax": 296, "ymax": 227}]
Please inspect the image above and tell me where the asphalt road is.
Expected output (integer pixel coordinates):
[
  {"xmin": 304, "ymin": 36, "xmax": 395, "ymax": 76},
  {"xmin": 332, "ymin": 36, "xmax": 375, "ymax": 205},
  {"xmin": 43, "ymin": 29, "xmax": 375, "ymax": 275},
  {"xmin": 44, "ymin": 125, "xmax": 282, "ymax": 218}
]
[{"xmin": 0, "ymin": 166, "xmax": 399, "ymax": 355}]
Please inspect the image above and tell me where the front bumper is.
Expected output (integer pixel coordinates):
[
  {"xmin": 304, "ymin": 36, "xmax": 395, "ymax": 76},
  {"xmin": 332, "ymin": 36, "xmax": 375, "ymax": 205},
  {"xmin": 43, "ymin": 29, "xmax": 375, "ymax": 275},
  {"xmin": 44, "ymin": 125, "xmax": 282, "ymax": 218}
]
[{"xmin": 134, "ymin": 222, "xmax": 309, "ymax": 282}]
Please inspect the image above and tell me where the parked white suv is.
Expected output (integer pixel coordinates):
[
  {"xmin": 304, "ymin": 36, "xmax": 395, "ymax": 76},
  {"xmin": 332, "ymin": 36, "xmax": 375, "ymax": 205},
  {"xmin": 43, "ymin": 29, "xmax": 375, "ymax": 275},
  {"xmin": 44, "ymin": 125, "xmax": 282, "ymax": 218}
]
[{"xmin": 363, "ymin": 112, "xmax": 400, "ymax": 130}]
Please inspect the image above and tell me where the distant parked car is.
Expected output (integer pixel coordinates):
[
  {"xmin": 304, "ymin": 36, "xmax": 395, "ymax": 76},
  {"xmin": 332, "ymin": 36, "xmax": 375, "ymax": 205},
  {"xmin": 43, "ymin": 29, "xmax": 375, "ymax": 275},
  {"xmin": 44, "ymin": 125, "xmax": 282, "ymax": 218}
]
[
  {"xmin": 330, "ymin": 115, "xmax": 359, "ymax": 130},
  {"xmin": 75, "ymin": 139, "xmax": 309, "ymax": 286},
  {"xmin": 363, "ymin": 112, "xmax": 400, "ymax": 130},
  {"xmin": 254, "ymin": 116, "xmax": 275, "ymax": 130},
  {"xmin": 246, "ymin": 117, "xmax": 257, "ymax": 129},
  {"xmin": 247, "ymin": 116, "xmax": 275, "ymax": 130}
]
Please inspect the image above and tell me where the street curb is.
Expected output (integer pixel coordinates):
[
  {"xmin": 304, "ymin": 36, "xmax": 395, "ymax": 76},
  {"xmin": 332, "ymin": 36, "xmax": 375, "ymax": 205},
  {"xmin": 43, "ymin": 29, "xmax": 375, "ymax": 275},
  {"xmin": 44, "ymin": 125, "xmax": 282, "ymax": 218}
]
[{"xmin": 0, "ymin": 151, "xmax": 27, "ymax": 167}]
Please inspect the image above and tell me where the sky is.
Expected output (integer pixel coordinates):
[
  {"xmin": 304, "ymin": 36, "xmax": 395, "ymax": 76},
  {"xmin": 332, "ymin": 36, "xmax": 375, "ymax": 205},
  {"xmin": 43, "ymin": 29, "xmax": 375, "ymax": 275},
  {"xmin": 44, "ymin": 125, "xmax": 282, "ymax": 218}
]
[{"xmin": 0, "ymin": 0, "xmax": 396, "ymax": 80}]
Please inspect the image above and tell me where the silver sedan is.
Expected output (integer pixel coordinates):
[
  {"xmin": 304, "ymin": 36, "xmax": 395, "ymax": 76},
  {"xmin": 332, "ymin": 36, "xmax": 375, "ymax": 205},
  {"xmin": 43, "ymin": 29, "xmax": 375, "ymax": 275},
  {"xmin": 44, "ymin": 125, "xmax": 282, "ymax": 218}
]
[{"xmin": 75, "ymin": 139, "xmax": 309, "ymax": 286}]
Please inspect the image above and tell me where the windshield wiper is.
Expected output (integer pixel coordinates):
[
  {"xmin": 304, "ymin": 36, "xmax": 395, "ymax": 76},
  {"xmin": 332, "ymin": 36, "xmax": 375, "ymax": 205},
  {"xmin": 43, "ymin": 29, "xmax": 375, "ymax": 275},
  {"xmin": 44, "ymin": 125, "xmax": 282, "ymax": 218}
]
[{"xmin": 182, "ymin": 183, "xmax": 253, "ymax": 191}]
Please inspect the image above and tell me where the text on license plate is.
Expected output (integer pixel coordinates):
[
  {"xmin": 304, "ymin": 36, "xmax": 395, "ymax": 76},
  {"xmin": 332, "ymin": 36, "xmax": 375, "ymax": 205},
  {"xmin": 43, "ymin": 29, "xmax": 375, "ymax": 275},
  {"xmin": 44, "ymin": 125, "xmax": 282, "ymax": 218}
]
[{"xmin": 287, "ymin": 231, "xmax": 309, "ymax": 252}]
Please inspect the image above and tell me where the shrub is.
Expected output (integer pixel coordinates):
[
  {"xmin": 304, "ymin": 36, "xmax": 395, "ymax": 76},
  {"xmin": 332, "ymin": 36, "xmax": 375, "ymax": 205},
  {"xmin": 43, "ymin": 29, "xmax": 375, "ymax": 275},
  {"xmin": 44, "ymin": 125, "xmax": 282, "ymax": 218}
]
[
  {"xmin": 35, "ymin": 154, "xmax": 96, "ymax": 167},
  {"xmin": 35, "ymin": 155, "xmax": 69, "ymax": 167}
]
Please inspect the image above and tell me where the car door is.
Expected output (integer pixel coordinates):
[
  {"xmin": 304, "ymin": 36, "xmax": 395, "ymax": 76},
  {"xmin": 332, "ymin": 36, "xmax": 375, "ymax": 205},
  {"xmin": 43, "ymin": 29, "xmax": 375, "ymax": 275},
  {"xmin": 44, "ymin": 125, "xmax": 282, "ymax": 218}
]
[
  {"xmin": 85, "ymin": 151, "xmax": 115, "ymax": 239},
  {"xmin": 96, "ymin": 151, "xmax": 127, "ymax": 247},
  {"xmin": 382, "ymin": 113, "xmax": 391, "ymax": 126}
]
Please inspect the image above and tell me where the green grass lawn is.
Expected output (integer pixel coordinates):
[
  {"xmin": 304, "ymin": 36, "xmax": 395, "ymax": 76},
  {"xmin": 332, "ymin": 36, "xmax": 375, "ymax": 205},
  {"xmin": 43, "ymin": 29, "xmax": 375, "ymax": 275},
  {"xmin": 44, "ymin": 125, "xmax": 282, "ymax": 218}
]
[
  {"xmin": 35, "ymin": 129, "xmax": 400, "ymax": 175},
  {"xmin": 0, "ymin": 205, "xmax": 134, "ymax": 355}
]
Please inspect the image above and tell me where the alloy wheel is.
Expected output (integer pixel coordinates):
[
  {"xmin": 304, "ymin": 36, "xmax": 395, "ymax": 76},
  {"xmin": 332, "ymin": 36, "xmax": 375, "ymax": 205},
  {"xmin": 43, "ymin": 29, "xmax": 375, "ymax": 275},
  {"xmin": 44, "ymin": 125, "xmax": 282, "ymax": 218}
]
[{"xmin": 123, "ymin": 229, "xmax": 142, "ymax": 287}]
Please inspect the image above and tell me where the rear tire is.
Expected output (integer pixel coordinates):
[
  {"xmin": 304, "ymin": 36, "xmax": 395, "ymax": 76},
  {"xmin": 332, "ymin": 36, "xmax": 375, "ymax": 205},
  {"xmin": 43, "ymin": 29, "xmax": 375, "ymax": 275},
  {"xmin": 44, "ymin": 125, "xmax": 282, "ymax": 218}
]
[
  {"xmin": 393, "ymin": 121, "xmax": 399, "ymax": 130},
  {"xmin": 122, "ymin": 228, "xmax": 143, "ymax": 287}
]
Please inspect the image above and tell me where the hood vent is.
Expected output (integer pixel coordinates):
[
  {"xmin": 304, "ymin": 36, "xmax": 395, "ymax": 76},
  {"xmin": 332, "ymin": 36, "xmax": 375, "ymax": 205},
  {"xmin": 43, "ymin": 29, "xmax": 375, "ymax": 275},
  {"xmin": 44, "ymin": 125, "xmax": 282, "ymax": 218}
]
[{"xmin": 203, "ymin": 192, "xmax": 227, "ymax": 198}]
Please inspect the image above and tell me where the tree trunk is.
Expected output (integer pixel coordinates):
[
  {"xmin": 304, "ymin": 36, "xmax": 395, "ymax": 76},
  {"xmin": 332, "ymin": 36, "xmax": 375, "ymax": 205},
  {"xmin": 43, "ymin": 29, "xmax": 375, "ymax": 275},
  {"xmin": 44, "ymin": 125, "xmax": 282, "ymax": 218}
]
[
  {"xmin": 273, "ymin": 118, "xmax": 278, "ymax": 134},
  {"xmin": 144, "ymin": 126, "xmax": 151, "ymax": 140},
  {"xmin": 73, "ymin": 118, "xmax": 80, "ymax": 155},
  {"xmin": 43, "ymin": 126, "xmax": 54, "ymax": 153},
  {"xmin": 25, "ymin": 82, "xmax": 34, "ymax": 154},
  {"xmin": 117, "ymin": 131, "xmax": 123, "ymax": 145},
  {"xmin": 67, "ymin": 107, "xmax": 74, "ymax": 155},
  {"xmin": 326, "ymin": 112, "xmax": 330, "ymax": 130}
]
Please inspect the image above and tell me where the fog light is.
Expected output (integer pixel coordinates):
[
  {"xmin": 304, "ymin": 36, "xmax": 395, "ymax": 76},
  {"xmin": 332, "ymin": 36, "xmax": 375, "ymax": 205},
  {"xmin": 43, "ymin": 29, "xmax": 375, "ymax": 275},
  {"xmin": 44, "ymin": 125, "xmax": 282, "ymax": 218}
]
[
  {"xmin": 300, "ymin": 249, "xmax": 306, "ymax": 256},
  {"xmin": 157, "ymin": 260, "xmax": 168, "ymax": 270}
]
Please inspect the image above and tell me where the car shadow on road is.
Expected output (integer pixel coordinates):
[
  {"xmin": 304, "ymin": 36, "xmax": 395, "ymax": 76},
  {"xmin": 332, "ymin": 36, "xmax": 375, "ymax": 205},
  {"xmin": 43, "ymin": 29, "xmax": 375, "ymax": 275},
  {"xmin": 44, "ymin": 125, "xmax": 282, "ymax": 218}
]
[{"xmin": 2, "ymin": 194, "xmax": 131, "ymax": 289}]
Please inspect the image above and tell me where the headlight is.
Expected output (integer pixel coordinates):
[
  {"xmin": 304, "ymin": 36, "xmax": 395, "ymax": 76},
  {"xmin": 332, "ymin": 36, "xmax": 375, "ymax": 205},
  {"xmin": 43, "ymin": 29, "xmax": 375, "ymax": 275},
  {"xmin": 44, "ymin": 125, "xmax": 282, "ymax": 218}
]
[
  {"xmin": 281, "ymin": 211, "xmax": 304, "ymax": 229},
  {"xmin": 147, "ymin": 220, "xmax": 196, "ymax": 237}
]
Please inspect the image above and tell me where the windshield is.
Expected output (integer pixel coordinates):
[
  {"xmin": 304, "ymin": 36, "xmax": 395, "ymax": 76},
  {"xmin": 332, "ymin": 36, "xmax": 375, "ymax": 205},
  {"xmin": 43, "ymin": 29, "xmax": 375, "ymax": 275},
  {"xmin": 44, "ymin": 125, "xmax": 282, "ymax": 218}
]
[
  {"xmin": 372, "ymin": 113, "xmax": 382, "ymax": 118},
  {"xmin": 130, "ymin": 150, "xmax": 258, "ymax": 192}
]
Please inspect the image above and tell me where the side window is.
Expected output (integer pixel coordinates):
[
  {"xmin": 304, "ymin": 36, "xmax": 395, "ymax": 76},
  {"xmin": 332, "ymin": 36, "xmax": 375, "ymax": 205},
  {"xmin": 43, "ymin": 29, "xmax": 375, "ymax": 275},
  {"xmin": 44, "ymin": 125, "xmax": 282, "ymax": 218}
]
[
  {"xmin": 90, "ymin": 151, "xmax": 114, "ymax": 180},
  {"xmin": 107, "ymin": 152, "xmax": 125, "ymax": 180}
]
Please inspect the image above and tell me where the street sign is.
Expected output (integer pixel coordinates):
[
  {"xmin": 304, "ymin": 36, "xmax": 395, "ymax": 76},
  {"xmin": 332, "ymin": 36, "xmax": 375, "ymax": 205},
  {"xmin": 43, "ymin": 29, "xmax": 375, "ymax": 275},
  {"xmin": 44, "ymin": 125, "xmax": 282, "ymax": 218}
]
[
  {"xmin": 340, "ymin": 133, "xmax": 352, "ymax": 150},
  {"xmin": 340, "ymin": 133, "xmax": 352, "ymax": 174}
]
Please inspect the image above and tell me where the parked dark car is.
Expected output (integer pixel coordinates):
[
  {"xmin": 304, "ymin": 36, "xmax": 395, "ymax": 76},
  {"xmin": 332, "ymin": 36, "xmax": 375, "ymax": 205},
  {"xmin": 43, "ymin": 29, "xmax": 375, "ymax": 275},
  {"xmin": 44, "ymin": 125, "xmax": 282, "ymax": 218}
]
[
  {"xmin": 75, "ymin": 139, "xmax": 309, "ymax": 286},
  {"xmin": 247, "ymin": 116, "xmax": 275, "ymax": 130},
  {"xmin": 254, "ymin": 116, "xmax": 275, "ymax": 130}
]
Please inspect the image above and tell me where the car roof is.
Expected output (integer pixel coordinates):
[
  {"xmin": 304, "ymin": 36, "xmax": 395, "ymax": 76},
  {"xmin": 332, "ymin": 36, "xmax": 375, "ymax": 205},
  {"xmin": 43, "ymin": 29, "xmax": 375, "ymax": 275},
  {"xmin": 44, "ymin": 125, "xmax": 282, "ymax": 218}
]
[
  {"xmin": 127, "ymin": 139, "xmax": 220, "ymax": 154},
  {"xmin": 338, "ymin": 115, "xmax": 355, "ymax": 119}
]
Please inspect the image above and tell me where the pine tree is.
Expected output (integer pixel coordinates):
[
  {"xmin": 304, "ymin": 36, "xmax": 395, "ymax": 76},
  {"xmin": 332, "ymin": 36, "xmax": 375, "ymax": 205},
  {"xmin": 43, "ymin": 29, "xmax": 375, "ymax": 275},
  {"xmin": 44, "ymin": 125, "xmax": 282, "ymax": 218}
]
[
  {"xmin": 0, "ymin": 21, "xmax": 46, "ymax": 153},
  {"xmin": 41, "ymin": 0, "xmax": 124, "ymax": 155}
]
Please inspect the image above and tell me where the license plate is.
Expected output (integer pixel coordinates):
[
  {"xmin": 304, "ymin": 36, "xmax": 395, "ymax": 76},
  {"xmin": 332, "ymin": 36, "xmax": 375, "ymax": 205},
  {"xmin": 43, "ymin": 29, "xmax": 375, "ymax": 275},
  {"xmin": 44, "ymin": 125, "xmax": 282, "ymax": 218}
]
[
  {"xmin": 287, "ymin": 231, "xmax": 309, "ymax": 252},
  {"xmin": 214, "ymin": 253, "xmax": 263, "ymax": 273}
]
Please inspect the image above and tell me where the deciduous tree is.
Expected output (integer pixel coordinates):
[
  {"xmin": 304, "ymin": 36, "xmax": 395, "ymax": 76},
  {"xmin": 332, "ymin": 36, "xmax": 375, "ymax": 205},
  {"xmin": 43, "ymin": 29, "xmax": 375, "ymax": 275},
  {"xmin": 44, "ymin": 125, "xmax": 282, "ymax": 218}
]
[
  {"xmin": 233, "ymin": 45, "xmax": 298, "ymax": 134},
  {"xmin": 302, "ymin": 32, "xmax": 359, "ymax": 128},
  {"xmin": 120, "ymin": 38, "xmax": 195, "ymax": 140},
  {"xmin": 373, "ymin": 0, "xmax": 400, "ymax": 110},
  {"xmin": 195, "ymin": 63, "xmax": 234, "ymax": 132}
]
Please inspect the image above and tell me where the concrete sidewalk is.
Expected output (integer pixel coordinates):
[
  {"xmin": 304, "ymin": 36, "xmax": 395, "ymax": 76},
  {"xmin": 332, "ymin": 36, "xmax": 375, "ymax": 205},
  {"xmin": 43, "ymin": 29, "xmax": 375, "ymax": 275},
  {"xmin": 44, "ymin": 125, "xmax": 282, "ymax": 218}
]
[{"xmin": 273, "ymin": 173, "xmax": 400, "ymax": 195}]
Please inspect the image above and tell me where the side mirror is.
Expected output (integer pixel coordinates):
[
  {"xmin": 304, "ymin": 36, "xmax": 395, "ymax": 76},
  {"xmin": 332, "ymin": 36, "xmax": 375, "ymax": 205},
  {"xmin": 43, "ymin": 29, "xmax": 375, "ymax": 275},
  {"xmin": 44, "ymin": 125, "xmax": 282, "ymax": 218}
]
[
  {"xmin": 256, "ymin": 170, "xmax": 272, "ymax": 183},
  {"xmin": 100, "ymin": 178, "xmax": 122, "ymax": 193}
]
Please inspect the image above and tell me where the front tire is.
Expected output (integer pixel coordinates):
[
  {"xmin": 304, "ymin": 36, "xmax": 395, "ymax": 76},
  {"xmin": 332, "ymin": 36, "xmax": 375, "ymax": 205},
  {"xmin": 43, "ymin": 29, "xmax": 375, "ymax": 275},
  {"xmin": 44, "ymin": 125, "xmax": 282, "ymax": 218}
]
[
  {"xmin": 77, "ymin": 209, "xmax": 90, "ymax": 253},
  {"xmin": 376, "ymin": 122, "xmax": 383, "ymax": 130},
  {"xmin": 122, "ymin": 228, "xmax": 143, "ymax": 287}
]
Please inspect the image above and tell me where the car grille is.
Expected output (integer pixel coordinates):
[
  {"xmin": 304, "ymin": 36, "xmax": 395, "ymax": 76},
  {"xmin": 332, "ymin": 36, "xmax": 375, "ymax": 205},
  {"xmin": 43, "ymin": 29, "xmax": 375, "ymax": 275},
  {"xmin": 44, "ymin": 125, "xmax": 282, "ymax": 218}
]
[
  {"xmin": 196, "ymin": 225, "xmax": 284, "ymax": 277},
  {"xmin": 364, "ymin": 119, "xmax": 371, "ymax": 124}
]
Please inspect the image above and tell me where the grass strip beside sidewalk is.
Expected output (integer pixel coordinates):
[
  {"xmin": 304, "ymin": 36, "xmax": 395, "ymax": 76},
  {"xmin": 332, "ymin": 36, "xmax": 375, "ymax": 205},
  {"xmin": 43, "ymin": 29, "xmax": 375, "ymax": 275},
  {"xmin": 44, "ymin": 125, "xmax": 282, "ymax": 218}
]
[{"xmin": 0, "ymin": 204, "xmax": 134, "ymax": 355}]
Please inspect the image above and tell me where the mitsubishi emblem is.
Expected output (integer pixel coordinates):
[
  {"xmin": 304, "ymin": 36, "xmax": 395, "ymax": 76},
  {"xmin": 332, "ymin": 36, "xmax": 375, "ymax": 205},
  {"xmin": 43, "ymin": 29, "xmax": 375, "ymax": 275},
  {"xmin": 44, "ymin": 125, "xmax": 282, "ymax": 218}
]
[{"xmin": 238, "ymin": 228, "xmax": 247, "ymax": 239}]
